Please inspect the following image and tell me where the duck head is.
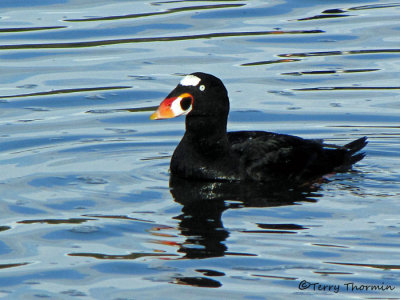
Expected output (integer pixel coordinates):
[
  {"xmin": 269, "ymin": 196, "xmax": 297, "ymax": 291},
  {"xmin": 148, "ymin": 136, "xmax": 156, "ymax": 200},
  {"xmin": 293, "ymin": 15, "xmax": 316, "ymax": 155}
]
[{"xmin": 150, "ymin": 72, "xmax": 229, "ymax": 121}]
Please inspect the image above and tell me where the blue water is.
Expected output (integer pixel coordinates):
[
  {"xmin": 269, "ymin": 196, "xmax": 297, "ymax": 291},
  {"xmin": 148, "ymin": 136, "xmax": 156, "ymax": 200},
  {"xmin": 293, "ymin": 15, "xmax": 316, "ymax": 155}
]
[{"xmin": 0, "ymin": 0, "xmax": 399, "ymax": 299}]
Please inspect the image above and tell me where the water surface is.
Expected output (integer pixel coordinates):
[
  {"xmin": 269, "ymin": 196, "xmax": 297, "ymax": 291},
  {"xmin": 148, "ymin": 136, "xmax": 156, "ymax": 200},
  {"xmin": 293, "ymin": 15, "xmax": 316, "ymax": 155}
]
[{"xmin": 0, "ymin": 0, "xmax": 399, "ymax": 299}]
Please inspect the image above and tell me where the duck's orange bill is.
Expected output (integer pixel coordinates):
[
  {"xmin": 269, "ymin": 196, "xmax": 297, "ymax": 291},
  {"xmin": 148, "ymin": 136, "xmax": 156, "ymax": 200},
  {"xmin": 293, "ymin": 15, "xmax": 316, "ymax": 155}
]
[{"xmin": 150, "ymin": 97, "xmax": 177, "ymax": 120}]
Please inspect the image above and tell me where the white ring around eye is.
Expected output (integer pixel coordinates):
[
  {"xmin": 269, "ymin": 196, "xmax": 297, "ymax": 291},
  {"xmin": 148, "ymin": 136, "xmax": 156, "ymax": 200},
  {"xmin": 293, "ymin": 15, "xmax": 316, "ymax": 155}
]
[
  {"xmin": 170, "ymin": 96, "xmax": 192, "ymax": 116},
  {"xmin": 199, "ymin": 85, "xmax": 205, "ymax": 91}
]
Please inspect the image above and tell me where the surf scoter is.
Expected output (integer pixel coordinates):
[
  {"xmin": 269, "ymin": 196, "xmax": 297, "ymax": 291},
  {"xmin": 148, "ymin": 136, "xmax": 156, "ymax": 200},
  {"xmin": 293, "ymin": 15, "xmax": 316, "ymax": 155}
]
[{"xmin": 150, "ymin": 72, "xmax": 367, "ymax": 184}]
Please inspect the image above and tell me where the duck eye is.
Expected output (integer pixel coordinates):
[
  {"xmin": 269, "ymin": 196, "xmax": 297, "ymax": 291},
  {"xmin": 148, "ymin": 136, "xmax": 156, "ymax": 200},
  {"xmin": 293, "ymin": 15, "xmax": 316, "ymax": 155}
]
[
  {"xmin": 180, "ymin": 97, "xmax": 192, "ymax": 111},
  {"xmin": 199, "ymin": 85, "xmax": 206, "ymax": 91}
]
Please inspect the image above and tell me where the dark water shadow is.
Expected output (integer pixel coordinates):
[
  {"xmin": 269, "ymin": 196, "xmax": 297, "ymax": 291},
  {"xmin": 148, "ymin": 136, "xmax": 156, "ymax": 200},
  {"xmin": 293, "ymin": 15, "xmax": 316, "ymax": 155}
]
[
  {"xmin": 169, "ymin": 175, "xmax": 320, "ymax": 260},
  {"xmin": 279, "ymin": 49, "xmax": 400, "ymax": 58},
  {"xmin": 242, "ymin": 49, "xmax": 400, "ymax": 66},
  {"xmin": 294, "ymin": 3, "xmax": 400, "ymax": 21},
  {"xmin": 18, "ymin": 218, "xmax": 95, "ymax": 225},
  {"xmin": 0, "ymin": 226, "xmax": 11, "ymax": 232},
  {"xmin": 64, "ymin": 3, "xmax": 246, "ymax": 22},
  {"xmin": 0, "ymin": 29, "xmax": 323, "ymax": 50},
  {"xmin": 0, "ymin": 26, "xmax": 67, "ymax": 32},
  {"xmin": 326, "ymin": 261, "xmax": 400, "ymax": 270},
  {"xmin": 68, "ymin": 252, "xmax": 175, "ymax": 260},
  {"xmin": 86, "ymin": 106, "xmax": 158, "ymax": 114},
  {"xmin": 281, "ymin": 68, "xmax": 379, "ymax": 76},
  {"xmin": 349, "ymin": 3, "xmax": 400, "ymax": 10},
  {"xmin": 294, "ymin": 86, "xmax": 400, "ymax": 91},
  {"xmin": 0, "ymin": 86, "xmax": 131, "ymax": 100},
  {"xmin": 294, "ymin": 8, "xmax": 350, "ymax": 21},
  {"xmin": 0, "ymin": 262, "xmax": 30, "ymax": 270}
]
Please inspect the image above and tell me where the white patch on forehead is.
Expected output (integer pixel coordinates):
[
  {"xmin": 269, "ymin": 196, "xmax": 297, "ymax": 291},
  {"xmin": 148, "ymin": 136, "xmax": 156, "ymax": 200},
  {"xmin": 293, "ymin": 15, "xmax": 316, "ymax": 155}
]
[{"xmin": 180, "ymin": 75, "xmax": 201, "ymax": 86}]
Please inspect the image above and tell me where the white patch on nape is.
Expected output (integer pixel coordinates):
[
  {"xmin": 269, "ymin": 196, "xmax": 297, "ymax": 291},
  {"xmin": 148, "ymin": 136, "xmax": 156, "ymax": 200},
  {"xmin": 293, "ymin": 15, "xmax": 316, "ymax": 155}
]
[{"xmin": 180, "ymin": 74, "xmax": 201, "ymax": 86}]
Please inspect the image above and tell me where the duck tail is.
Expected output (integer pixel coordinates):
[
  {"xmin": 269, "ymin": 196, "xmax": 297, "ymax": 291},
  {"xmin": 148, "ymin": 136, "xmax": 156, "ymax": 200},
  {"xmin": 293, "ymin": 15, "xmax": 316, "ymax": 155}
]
[{"xmin": 344, "ymin": 136, "xmax": 368, "ymax": 164}]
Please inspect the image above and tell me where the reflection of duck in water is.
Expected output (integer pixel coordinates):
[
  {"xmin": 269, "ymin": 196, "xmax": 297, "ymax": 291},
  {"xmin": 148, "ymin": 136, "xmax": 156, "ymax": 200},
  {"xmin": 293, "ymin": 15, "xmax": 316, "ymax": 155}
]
[
  {"xmin": 170, "ymin": 174, "xmax": 319, "ymax": 259},
  {"xmin": 151, "ymin": 72, "xmax": 367, "ymax": 185}
]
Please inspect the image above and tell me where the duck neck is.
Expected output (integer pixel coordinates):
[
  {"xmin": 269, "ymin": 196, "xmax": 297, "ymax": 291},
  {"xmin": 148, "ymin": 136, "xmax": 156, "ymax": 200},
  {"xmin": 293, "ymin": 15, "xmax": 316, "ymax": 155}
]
[{"xmin": 184, "ymin": 113, "xmax": 230, "ymax": 157}]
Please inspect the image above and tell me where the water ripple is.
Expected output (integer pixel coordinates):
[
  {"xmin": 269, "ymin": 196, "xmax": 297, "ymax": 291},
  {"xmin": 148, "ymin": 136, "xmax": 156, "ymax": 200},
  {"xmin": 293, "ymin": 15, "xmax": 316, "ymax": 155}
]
[
  {"xmin": 0, "ymin": 29, "xmax": 324, "ymax": 50},
  {"xmin": 0, "ymin": 0, "xmax": 399, "ymax": 298},
  {"xmin": 64, "ymin": 3, "xmax": 246, "ymax": 22}
]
